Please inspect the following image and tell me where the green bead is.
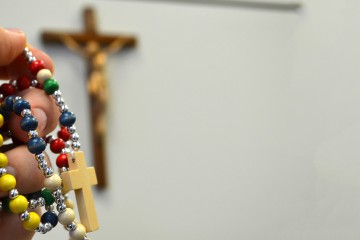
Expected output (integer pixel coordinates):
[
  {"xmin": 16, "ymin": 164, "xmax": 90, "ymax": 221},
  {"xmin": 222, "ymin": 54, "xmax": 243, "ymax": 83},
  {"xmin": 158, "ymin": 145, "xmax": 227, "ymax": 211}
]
[
  {"xmin": 43, "ymin": 78, "xmax": 59, "ymax": 95},
  {"xmin": 41, "ymin": 188, "xmax": 55, "ymax": 206}
]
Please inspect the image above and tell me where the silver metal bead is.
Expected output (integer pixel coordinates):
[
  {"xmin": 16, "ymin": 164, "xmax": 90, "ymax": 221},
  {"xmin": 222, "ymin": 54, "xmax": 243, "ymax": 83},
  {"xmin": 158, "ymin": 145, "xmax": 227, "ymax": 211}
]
[
  {"xmin": 31, "ymin": 79, "xmax": 38, "ymax": 87},
  {"xmin": 9, "ymin": 189, "xmax": 19, "ymax": 199},
  {"xmin": 36, "ymin": 223, "xmax": 44, "ymax": 233},
  {"xmin": 36, "ymin": 153, "xmax": 45, "ymax": 161},
  {"xmin": 0, "ymin": 168, "xmax": 7, "ymax": 176},
  {"xmin": 55, "ymin": 195, "xmax": 65, "ymax": 204},
  {"xmin": 11, "ymin": 80, "xmax": 17, "ymax": 87},
  {"xmin": 38, "ymin": 160, "xmax": 48, "ymax": 170},
  {"xmin": 13, "ymin": 96, "xmax": 22, "ymax": 102},
  {"xmin": 52, "ymin": 188, "xmax": 62, "ymax": 198},
  {"xmin": 28, "ymin": 130, "xmax": 38, "ymax": 138},
  {"xmin": 66, "ymin": 222, "xmax": 77, "ymax": 231},
  {"xmin": 44, "ymin": 167, "xmax": 54, "ymax": 177},
  {"xmin": 60, "ymin": 167, "xmax": 68, "ymax": 173},
  {"xmin": 61, "ymin": 105, "xmax": 69, "ymax": 112},
  {"xmin": 37, "ymin": 197, "xmax": 45, "ymax": 207},
  {"xmin": 28, "ymin": 56, "xmax": 36, "ymax": 63},
  {"xmin": 20, "ymin": 211, "xmax": 30, "ymax": 221},
  {"xmin": 0, "ymin": 201, "xmax": 3, "ymax": 211},
  {"xmin": 21, "ymin": 108, "xmax": 32, "ymax": 117},
  {"xmin": 53, "ymin": 90, "xmax": 62, "ymax": 98},
  {"xmin": 57, "ymin": 203, "xmax": 67, "ymax": 213},
  {"xmin": 23, "ymin": 47, "xmax": 30, "ymax": 54},
  {"xmin": 43, "ymin": 222, "xmax": 53, "ymax": 233},
  {"xmin": 29, "ymin": 199, "xmax": 38, "ymax": 209},
  {"xmin": 72, "ymin": 141, "xmax": 81, "ymax": 150},
  {"xmin": 56, "ymin": 97, "xmax": 65, "ymax": 105},
  {"xmin": 45, "ymin": 204, "xmax": 54, "ymax": 212},
  {"xmin": 71, "ymin": 133, "xmax": 79, "ymax": 141},
  {"xmin": 67, "ymin": 126, "xmax": 76, "ymax": 134}
]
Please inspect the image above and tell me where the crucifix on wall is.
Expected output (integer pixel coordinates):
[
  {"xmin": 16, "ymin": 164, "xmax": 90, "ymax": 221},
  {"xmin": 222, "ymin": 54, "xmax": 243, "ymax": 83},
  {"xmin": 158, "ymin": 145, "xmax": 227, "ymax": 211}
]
[{"xmin": 42, "ymin": 7, "xmax": 137, "ymax": 189}]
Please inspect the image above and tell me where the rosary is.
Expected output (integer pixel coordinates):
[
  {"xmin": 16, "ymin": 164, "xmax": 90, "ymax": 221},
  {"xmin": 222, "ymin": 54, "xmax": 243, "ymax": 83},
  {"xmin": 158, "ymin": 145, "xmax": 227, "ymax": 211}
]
[{"xmin": 0, "ymin": 46, "xmax": 99, "ymax": 239}]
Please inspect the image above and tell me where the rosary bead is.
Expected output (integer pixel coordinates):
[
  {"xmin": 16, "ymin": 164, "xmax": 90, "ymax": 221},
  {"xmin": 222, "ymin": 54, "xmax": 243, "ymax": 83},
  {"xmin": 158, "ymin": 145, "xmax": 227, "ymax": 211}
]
[
  {"xmin": 20, "ymin": 210, "xmax": 30, "ymax": 221},
  {"xmin": 65, "ymin": 198, "xmax": 74, "ymax": 209},
  {"xmin": 60, "ymin": 112, "xmax": 76, "ymax": 127},
  {"xmin": 0, "ymin": 113, "xmax": 3, "ymax": 128},
  {"xmin": 3, "ymin": 95, "xmax": 15, "ymax": 111},
  {"xmin": 9, "ymin": 188, "xmax": 19, "ymax": 199},
  {"xmin": 0, "ymin": 83, "xmax": 16, "ymax": 97},
  {"xmin": 41, "ymin": 211, "xmax": 59, "ymax": 227},
  {"xmin": 43, "ymin": 79, "xmax": 59, "ymax": 95},
  {"xmin": 17, "ymin": 75, "xmax": 31, "ymax": 90},
  {"xmin": 56, "ymin": 153, "xmax": 69, "ymax": 168},
  {"xmin": 0, "ymin": 174, "xmax": 16, "ymax": 192},
  {"xmin": 29, "ymin": 199, "xmax": 37, "ymax": 209},
  {"xmin": 66, "ymin": 222, "xmax": 77, "ymax": 231},
  {"xmin": 58, "ymin": 126, "xmax": 71, "ymax": 141},
  {"xmin": 21, "ymin": 108, "xmax": 32, "ymax": 117},
  {"xmin": 72, "ymin": 141, "xmax": 81, "ymax": 150},
  {"xmin": 9, "ymin": 195, "xmax": 28, "ymax": 214},
  {"xmin": 57, "ymin": 203, "xmax": 67, "ymax": 213},
  {"xmin": 38, "ymin": 160, "xmax": 48, "ymax": 171},
  {"xmin": 44, "ymin": 167, "xmax": 54, "ymax": 177},
  {"xmin": 28, "ymin": 130, "xmax": 39, "ymax": 139},
  {"xmin": 0, "ymin": 134, "xmax": 3, "ymax": 147},
  {"xmin": 41, "ymin": 188, "xmax": 55, "ymax": 206},
  {"xmin": 69, "ymin": 223, "xmax": 86, "ymax": 240},
  {"xmin": 37, "ymin": 197, "xmax": 46, "ymax": 207},
  {"xmin": 37, "ymin": 69, "xmax": 53, "ymax": 84},
  {"xmin": 0, "ymin": 168, "xmax": 7, "ymax": 176},
  {"xmin": 58, "ymin": 208, "xmax": 75, "ymax": 225},
  {"xmin": 29, "ymin": 60, "xmax": 45, "ymax": 76},
  {"xmin": 0, "ymin": 153, "xmax": 8, "ymax": 167},
  {"xmin": 13, "ymin": 98, "xmax": 31, "ymax": 116},
  {"xmin": 35, "ymin": 152, "xmax": 45, "ymax": 161},
  {"xmin": 50, "ymin": 138, "xmax": 65, "ymax": 153},
  {"xmin": 23, "ymin": 212, "xmax": 40, "ymax": 231},
  {"xmin": 20, "ymin": 115, "xmax": 38, "ymax": 131},
  {"xmin": 52, "ymin": 188, "xmax": 62, "ymax": 198},
  {"xmin": 27, "ymin": 137, "xmax": 46, "ymax": 154},
  {"xmin": 44, "ymin": 174, "xmax": 62, "ymax": 191}
]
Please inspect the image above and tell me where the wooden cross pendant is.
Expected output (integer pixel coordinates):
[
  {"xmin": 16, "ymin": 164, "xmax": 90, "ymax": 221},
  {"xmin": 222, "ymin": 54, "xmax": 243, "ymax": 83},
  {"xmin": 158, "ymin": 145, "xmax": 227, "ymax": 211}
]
[
  {"xmin": 61, "ymin": 151, "xmax": 99, "ymax": 232},
  {"xmin": 42, "ymin": 7, "xmax": 137, "ymax": 189}
]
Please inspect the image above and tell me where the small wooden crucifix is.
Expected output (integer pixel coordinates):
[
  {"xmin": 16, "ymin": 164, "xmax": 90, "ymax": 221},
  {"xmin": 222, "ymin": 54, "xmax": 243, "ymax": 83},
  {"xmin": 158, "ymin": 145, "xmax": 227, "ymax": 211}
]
[{"xmin": 42, "ymin": 7, "xmax": 137, "ymax": 189}]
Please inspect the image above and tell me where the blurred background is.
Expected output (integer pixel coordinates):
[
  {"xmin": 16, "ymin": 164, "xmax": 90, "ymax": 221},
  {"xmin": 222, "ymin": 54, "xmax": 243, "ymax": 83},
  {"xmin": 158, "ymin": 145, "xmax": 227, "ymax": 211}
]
[{"xmin": 2, "ymin": 0, "xmax": 360, "ymax": 239}]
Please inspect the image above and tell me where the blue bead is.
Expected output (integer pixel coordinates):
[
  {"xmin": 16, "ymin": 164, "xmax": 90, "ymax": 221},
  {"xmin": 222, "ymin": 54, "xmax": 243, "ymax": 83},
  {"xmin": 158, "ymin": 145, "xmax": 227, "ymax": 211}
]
[
  {"xmin": 20, "ymin": 116, "xmax": 38, "ymax": 131},
  {"xmin": 59, "ymin": 112, "xmax": 76, "ymax": 127},
  {"xmin": 3, "ymin": 95, "xmax": 16, "ymax": 111},
  {"xmin": 41, "ymin": 211, "xmax": 58, "ymax": 227},
  {"xmin": 13, "ymin": 99, "xmax": 31, "ymax": 116},
  {"xmin": 27, "ymin": 137, "xmax": 46, "ymax": 154}
]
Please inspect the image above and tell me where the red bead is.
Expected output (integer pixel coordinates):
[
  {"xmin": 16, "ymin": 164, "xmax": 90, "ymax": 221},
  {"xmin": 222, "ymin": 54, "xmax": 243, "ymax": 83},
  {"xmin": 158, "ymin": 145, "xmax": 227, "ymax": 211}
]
[
  {"xmin": 57, "ymin": 127, "xmax": 71, "ymax": 141},
  {"xmin": 50, "ymin": 138, "xmax": 65, "ymax": 153},
  {"xmin": 56, "ymin": 153, "xmax": 69, "ymax": 168},
  {"xmin": 29, "ymin": 60, "xmax": 45, "ymax": 76},
  {"xmin": 0, "ymin": 83, "xmax": 16, "ymax": 97},
  {"xmin": 17, "ymin": 76, "xmax": 31, "ymax": 90}
]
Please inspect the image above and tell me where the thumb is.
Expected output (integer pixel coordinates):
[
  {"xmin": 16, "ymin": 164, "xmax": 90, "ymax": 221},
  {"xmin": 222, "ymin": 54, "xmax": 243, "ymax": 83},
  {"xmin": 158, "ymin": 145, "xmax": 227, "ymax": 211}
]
[{"xmin": 0, "ymin": 28, "xmax": 26, "ymax": 66}]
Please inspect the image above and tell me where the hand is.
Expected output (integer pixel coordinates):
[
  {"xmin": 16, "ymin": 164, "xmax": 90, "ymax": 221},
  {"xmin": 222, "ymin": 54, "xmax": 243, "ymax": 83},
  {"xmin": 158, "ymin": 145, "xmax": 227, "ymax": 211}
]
[{"xmin": 0, "ymin": 28, "xmax": 60, "ymax": 240}]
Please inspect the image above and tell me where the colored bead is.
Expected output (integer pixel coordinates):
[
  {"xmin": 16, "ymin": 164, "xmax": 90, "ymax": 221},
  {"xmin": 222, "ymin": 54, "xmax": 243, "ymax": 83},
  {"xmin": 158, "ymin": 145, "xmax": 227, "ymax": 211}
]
[
  {"xmin": 0, "ymin": 114, "xmax": 4, "ymax": 128},
  {"xmin": 65, "ymin": 198, "xmax": 74, "ymax": 209},
  {"xmin": 57, "ymin": 126, "xmax": 71, "ymax": 141},
  {"xmin": 3, "ymin": 95, "xmax": 16, "ymax": 111},
  {"xmin": 17, "ymin": 76, "xmax": 31, "ymax": 90},
  {"xmin": 58, "ymin": 208, "xmax": 75, "ymax": 225},
  {"xmin": 41, "ymin": 211, "xmax": 58, "ymax": 227},
  {"xmin": 59, "ymin": 112, "xmax": 76, "ymax": 127},
  {"xmin": 29, "ymin": 60, "xmax": 45, "ymax": 76},
  {"xmin": 13, "ymin": 99, "xmax": 31, "ymax": 116},
  {"xmin": 50, "ymin": 138, "xmax": 65, "ymax": 153},
  {"xmin": 41, "ymin": 188, "xmax": 55, "ymax": 206},
  {"xmin": 20, "ymin": 116, "xmax": 38, "ymax": 131},
  {"xmin": 27, "ymin": 137, "xmax": 46, "ymax": 154},
  {"xmin": 37, "ymin": 69, "xmax": 52, "ymax": 84},
  {"xmin": 22, "ymin": 212, "xmax": 40, "ymax": 231},
  {"xmin": 56, "ymin": 153, "xmax": 69, "ymax": 168},
  {"xmin": 0, "ymin": 84, "xmax": 16, "ymax": 97},
  {"xmin": 9, "ymin": 195, "xmax": 28, "ymax": 214},
  {"xmin": 43, "ymin": 78, "xmax": 59, "ymax": 95},
  {"xmin": 0, "ymin": 153, "xmax": 8, "ymax": 167},
  {"xmin": 0, "ymin": 134, "xmax": 3, "ymax": 147},
  {"xmin": 69, "ymin": 223, "xmax": 86, "ymax": 240},
  {"xmin": 44, "ymin": 174, "xmax": 62, "ymax": 191},
  {"xmin": 0, "ymin": 174, "xmax": 16, "ymax": 192}
]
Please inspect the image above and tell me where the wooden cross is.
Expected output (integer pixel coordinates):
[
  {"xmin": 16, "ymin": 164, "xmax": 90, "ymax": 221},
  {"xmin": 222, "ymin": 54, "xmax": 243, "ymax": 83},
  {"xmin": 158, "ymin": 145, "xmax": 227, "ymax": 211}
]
[
  {"xmin": 42, "ymin": 7, "xmax": 137, "ymax": 189},
  {"xmin": 62, "ymin": 151, "xmax": 99, "ymax": 232}
]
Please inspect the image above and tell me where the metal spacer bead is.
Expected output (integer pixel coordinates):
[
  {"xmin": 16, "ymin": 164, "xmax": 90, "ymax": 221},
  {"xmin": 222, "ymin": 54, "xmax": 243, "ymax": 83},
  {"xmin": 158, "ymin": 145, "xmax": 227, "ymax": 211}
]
[
  {"xmin": 60, "ymin": 105, "xmax": 69, "ymax": 112},
  {"xmin": 9, "ymin": 189, "xmax": 19, "ymax": 199},
  {"xmin": 21, "ymin": 108, "xmax": 32, "ymax": 117},
  {"xmin": 67, "ymin": 126, "xmax": 76, "ymax": 134},
  {"xmin": 72, "ymin": 141, "xmax": 81, "ymax": 151},
  {"xmin": 28, "ymin": 130, "xmax": 38, "ymax": 139},
  {"xmin": 52, "ymin": 188, "xmax": 62, "ymax": 198},
  {"xmin": 60, "ymin": 167, "xmax": 68, "ymax": 173},
  {"xmin": 44, "ymin": 167, "xmax": 54, "ymax": 177},
  {"xmin": 45, "ymin": 205, "xmax": 55, "ymax": 212},
  {"xmin": 44, "ymin": 222, "xmax": 53, "ymax": 232},
  {"xmin": 29, "ymin": 199, "xmax": 38, "ymax": 209},
  {"xmin": 53, "ymin": 90, "xmax": 62, "ymax": 98},
  {"xmin": 20, "ymin": 211, "xmax": 30, "ymax": 221},
  {"xmin": 13, "ymin": 96, "xmax": 22, "ymax": 102},
  {"xmin": 37, "ymin": 197, "xmax": 45, "ymax": 207},
  {"xmin": 38, "ymin": 160, "xmax": 48, "ymax": 170},
  {"xmin": 36, "ymin": 153, "xmax": 46, "ymax": 161},
  {"xmin": 0, "ymin": 168, "xmax": 7, "ymax": 176},
  {"xmin": 57, "ymin": 203, "xmax": 67, "ymax": 213},
  {"xmin": 56, "ymin": 97, "xmax": 65, "ymax": 105},
  {"xmin": 31, "ymin": 79, "xmax": 38, "ymax": 87},
  {"xmin": 66, "ymin": 222, "xmax": 77, "ymax": 231},
  {"xmin": 55, "ymin": 195, "xmax": 65, "ymax": 205},
  {"xmin": 71, "ymin": 133, "xmax": 79, "ymax": 141},
  {"xmin": 0, "ymin": 201, "xmax": 3, "ymax": 211},
  {"xmin": 11, "ymin": 80, "xmax": 17, "ymax": 87},
  {"xmin": 36, "ymin": 223, "xmax": 44, "ymax": 232}
]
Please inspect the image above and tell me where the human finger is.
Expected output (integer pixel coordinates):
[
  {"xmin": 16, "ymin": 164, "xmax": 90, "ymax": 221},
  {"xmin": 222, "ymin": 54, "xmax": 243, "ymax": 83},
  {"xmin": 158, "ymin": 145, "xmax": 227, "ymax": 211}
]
[{"xmin": 0, "ymin": 28, "xmax": 26, "ymax": 67}]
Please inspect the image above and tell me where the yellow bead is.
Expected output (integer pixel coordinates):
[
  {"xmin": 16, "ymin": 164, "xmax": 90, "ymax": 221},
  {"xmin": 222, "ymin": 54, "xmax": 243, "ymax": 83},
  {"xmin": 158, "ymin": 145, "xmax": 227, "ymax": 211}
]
[
  {"xmin": 9, "ymin": 195, "xmax": 28, "ymax": 214},
  {"xmin": 0, "ymin": 153, "xmax": 8, "ymax": 167},
  {"xmin": 0, "ymin": 174, "xmax": 16, "ymax": 192},
  {"xmin": 0, "ymin": 114, "xmax": 4, "ymax": 128},
  {"xmin": 22, "ymin": 212, "xmax": 40, "ymax": 231},
  {"xmin": 0, "ymin": 134, "xmax": 3, "ymax": 147}
]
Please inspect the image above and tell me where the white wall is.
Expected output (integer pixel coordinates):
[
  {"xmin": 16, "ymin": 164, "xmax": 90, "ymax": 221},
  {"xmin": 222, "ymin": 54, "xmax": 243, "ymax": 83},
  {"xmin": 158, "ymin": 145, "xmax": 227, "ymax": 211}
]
[{"xmin": 2, "ymin": 0, "xmax": 360, "ymax": 239}]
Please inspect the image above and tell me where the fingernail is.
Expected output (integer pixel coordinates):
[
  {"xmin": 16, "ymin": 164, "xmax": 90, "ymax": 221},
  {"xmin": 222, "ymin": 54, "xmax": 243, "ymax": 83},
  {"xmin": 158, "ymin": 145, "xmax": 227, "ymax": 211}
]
[
  {"xmin": 4, "ymin": 28, "xmax": 24, "ymax": 34},
  {"xmin": 32, "ymin": 108, "xmax": 47, "ymax": 133}
]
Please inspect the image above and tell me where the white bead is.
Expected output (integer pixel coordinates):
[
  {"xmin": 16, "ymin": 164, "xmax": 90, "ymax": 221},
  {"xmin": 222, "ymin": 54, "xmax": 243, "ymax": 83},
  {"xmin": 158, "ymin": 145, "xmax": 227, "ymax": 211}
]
[
  {"xmin": 58, "ymin": 208, "xmax": 75, "ymax": 225},
  {"xmin": 43, "ymin": 174, "xmax": 62, "ymax": 191},
  {"xmin": 65, "ymin": 198, "xmax": 75, "ymax": 209},
  {"xmin": 36, "ymin": 69, "xmax": 52, "ymax": 84},
  {"xmin": 69, "ymin": 223, "xmax": 86, "ymax": 240}
]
